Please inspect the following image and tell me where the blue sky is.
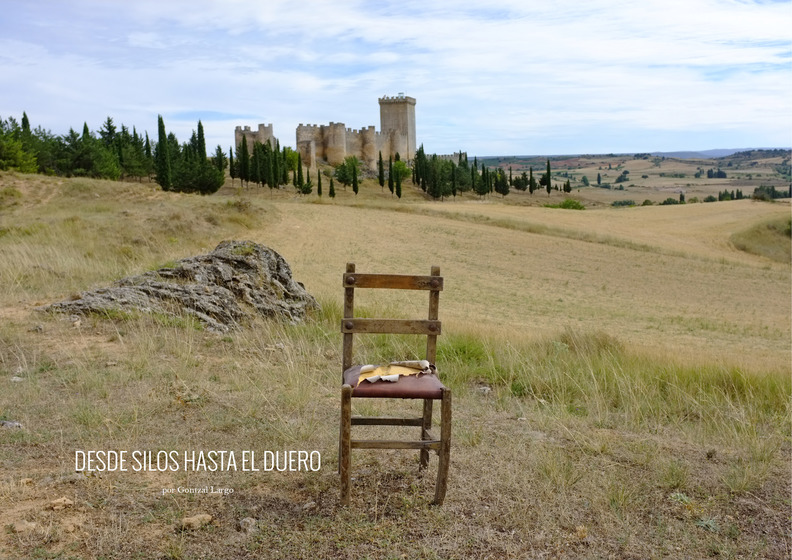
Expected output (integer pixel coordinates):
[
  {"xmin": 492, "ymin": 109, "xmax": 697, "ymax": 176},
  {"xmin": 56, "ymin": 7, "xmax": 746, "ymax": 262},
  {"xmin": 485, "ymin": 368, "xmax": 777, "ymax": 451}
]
[{"xmin": 1, "ymin": 0, "xmax": 790, "ymax": 156}]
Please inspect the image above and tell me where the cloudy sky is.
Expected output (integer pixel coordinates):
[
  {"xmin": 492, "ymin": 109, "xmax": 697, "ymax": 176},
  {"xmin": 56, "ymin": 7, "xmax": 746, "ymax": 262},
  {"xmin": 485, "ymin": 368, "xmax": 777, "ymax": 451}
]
[{"xmin": 1, "ymin": 0, "xmax": 790, "ymax": 156}]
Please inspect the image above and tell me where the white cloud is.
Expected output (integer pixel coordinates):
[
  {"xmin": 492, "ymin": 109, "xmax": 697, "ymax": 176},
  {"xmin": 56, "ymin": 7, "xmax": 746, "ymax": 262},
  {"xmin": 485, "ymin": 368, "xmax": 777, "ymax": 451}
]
[{"xmin": 0, "ymin": 0, "xmax": 789, "ymax": 155}]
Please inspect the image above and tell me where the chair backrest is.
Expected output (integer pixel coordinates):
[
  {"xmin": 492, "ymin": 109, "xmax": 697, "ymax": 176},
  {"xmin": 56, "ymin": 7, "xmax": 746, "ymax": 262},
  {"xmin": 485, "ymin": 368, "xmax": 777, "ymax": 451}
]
[{"xmin": 342, "ymin": 262, "xmax": 442, "ymax": 374}]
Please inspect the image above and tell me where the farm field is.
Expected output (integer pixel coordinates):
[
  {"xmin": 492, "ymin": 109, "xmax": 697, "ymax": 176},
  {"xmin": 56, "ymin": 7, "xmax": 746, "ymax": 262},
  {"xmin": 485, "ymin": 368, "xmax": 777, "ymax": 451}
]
[{"xmin": 0, "ymin": 165, "xmax": 790, "ymax": 559}]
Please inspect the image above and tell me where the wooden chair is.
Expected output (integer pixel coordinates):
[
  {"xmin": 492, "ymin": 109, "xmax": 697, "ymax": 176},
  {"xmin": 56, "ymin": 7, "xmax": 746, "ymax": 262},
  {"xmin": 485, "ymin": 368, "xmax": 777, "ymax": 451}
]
[{"xmin": 339, "ymin": 263, "xmax": 451, "ymax": 506}]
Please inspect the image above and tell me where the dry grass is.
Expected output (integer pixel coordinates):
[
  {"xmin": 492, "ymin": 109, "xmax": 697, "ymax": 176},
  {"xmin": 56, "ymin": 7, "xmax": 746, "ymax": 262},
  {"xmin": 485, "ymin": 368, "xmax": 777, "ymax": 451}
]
[{"xmin": 0, "ymin": 169, "xmax": 790, "ymax": 559}]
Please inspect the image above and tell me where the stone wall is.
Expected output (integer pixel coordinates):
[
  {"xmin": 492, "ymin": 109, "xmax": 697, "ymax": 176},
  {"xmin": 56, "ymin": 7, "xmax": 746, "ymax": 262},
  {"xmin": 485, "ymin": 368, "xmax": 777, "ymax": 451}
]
[
  {"xmin": 236, "ymin": 95, "xmax": 416, "ymax": 170},
  {"xmin": 234, "ymin": 124, "xmax": 277, "ymax": 152}
]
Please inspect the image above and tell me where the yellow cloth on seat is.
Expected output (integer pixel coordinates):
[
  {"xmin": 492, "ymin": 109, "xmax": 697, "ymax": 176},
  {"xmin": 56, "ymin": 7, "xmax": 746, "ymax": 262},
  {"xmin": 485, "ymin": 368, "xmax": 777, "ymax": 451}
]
[{"xmin": 357, "ymin": 364, "xmax": 425, "ymax": 385}]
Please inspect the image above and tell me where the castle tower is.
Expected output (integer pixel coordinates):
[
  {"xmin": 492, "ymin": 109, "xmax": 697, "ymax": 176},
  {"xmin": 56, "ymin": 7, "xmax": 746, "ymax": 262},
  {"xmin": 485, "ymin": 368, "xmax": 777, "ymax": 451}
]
[
  {"xmin": 379, "ymin": 94, "xmax": 416, "ymax": 162},
  {"xmin": 235, "ymin": 123, "xmax": 277, "ymax": 154}
]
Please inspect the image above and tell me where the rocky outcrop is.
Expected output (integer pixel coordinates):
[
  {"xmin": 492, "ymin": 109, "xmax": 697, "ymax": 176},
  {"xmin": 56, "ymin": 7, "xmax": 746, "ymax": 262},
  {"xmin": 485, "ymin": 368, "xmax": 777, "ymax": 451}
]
[{"xmin": 43, "ymin": 241, "xmax": 317, "ymax": 331}]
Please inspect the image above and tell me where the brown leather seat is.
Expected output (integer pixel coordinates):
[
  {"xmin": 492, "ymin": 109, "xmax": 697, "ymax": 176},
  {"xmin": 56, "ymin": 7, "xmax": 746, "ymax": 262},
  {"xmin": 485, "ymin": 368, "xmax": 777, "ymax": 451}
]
[{"xmin": 343, "ymin": 365, "xmax": 445, "ymax": 399}]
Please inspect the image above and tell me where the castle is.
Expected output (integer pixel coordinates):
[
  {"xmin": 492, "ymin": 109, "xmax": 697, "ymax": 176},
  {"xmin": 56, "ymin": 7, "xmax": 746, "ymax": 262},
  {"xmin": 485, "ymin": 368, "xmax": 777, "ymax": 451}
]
[{"xmin": 234, "ymin": 94, "xmax": 416, "ymax": 170}]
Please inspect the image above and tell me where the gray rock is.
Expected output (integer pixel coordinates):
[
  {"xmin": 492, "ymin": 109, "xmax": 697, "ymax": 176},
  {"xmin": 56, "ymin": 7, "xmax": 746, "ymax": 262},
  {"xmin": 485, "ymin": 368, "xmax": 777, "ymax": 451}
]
[
  {"xmin": 41, "ymin": 241, "xmax": 318, "ymax": 332},
  {"xmin": 238, "ymin": 517, "xmax": 259, "ymax": 534}
]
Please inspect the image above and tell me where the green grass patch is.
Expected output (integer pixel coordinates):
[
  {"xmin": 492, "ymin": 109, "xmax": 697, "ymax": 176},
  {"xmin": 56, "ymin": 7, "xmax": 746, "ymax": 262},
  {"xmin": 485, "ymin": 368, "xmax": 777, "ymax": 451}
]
[
  {"xmin": 730, "ymin": 215, "xmax": 791, "ymax": 263},
  {"xmin": 544, "ymin": 198, "xmax": 585, "ymax": 210}
]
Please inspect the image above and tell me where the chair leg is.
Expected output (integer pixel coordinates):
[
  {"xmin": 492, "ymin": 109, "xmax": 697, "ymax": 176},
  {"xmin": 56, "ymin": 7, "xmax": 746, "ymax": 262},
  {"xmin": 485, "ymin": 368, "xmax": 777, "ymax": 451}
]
[
  {"xmin": 420, "ymin": 399, "xmax": 433, "ymax": 470},
  {"xmin": 340, "ymin": 384, "xmax": 353, "ymax": 506},
  {"xmin": 433, "ymin": 387, "xmax": 451, "ymax": 506}
]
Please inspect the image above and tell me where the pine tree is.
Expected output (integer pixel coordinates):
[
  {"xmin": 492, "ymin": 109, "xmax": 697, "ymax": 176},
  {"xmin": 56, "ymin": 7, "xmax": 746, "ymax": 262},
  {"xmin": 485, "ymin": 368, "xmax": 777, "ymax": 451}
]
[
  {"xmin": 21, "ymin": 112, "xmax": 30, "ymax": 135},
  {"xmin": 213, "ymin": 145, "xmax": 226, "ymax": 173},
  {"xmin": 99, "ymin": 116, "xmax": 117, "ymax": 148}
]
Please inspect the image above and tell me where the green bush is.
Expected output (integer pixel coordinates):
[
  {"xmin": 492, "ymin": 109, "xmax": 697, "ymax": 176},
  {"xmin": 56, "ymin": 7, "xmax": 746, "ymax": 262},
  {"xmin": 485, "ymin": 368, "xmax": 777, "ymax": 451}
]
[{"xmin": 545, "ymin": 198, "xmax": 585, "ymax": 210}]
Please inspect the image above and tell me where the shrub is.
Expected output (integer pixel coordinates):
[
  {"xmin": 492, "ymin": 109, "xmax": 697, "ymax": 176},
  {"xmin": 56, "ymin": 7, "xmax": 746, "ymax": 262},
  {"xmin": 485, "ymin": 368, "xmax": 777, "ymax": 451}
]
[
  {"xmin": 611, "ymin": 200, "xmax": 636, "ymax": 207},
  {"xmin": 545, "ymin": 198, "xmax": 585, "ymax": 210}
]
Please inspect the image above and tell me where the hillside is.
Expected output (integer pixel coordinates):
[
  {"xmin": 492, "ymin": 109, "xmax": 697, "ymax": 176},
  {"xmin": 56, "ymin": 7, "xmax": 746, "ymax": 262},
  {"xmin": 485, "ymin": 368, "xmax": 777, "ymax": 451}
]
[{"xmin": 0, "ymin": 171, "xmax": 790, "ymax": 559}]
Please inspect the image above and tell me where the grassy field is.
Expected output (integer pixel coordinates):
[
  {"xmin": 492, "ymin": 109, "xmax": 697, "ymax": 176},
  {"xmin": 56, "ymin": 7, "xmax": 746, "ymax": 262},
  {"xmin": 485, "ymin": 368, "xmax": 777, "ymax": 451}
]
[{"xmin": 0, "ymin": 163, "xmax": 790, "ymax": 559}]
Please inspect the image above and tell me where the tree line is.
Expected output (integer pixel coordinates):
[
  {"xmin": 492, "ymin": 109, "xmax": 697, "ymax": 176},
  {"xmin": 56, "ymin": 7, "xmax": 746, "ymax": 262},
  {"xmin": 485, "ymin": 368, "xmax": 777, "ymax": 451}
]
[
  {"xmin": 410, "ymin": 146, "xmax": 566, "ymax": 200},
  {"xmin": 0, "ymin": 112, "xmax": 227, "ymax": 195},
  {"xmin": 3, "ymin": 112, "xmax": 579, "ymax": 202}
]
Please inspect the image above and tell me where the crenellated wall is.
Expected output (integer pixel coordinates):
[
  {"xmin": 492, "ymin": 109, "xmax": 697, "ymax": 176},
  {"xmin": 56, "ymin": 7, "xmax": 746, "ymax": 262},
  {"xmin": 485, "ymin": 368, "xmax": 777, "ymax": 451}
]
[
  {"xmin": 234, "ymin": 123, "xmax": 277, "ymax": 152},
  {"xmin": 237, "ymin": 96, "xmax": 416, "ymax": 170}
]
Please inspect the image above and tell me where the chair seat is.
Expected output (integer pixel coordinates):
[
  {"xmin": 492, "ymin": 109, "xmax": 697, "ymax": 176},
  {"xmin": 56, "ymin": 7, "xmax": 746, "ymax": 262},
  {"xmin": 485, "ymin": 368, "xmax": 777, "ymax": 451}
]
[{"xmin": 343, "ymin": 365, "xmax": 446, "ymax": 399}]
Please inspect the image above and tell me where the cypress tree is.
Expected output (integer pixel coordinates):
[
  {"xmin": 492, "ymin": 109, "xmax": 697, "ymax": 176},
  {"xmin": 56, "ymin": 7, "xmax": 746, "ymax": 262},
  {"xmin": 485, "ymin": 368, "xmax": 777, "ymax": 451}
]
[
  {"xmin": 395, "ymin": 169, "xmax": 402, "ymax": 199},
  {"xmin": 144, "ymin": 132, "xmax": 154, "ymax": 179},
  {"xmin": 528, "ymin": 167, "xmax": 536, "ymax": 195},
  {"xmin": 197, "ymin": 120, "xmax": 207, "ymax": 159},
  {"xmin": 250, "ymin": 142, "xmax": 261, "ymax": 186},
  {"xmin": 317, "ymin": 168, "xmax": 322, "ymax": 196},
  {"xmin": 264, "ymin": 141, "xmax": 275, "ymax": 189},
  {"xmin": 155, "ymin": 115, "xmax": 172, "ymax": 190},
  {"xmin": 388, "ymin": 157, "xmax": 394, "ymax": 195},
  {"xmin": 352, "ymin": 163, "xmax": 358, "ymax": 195},
  {"xmin": 378, "ymin": 151, "xmax": 385, "ymax": 189},
  {"xmin": 239, "ymin": 135, "xmax": 250, "ymax": 185},
  {"xmin": 229, "ymin": 146, "xmax": 235, "ymax": 185},
  {"xmin": 546, "ymin": 159, "xmax": 552, "ymax": 196},
  {"xmin": 329, "ymin": 177, "xmax": 336, "ymax": 198},
  {"xmin": 272, "ymin": 141, "xmax": 280, "ymax": 187},
  {"xmin": 296, "ymin": 153, "xmax": 304, "ymax": 189},
  {"xmin": 281, "ymin": 146, "xmax": 288, "ymax": 185}
]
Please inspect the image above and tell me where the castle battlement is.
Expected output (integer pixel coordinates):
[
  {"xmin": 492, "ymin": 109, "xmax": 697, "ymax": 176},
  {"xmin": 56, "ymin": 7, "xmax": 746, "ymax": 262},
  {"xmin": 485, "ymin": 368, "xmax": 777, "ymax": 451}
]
[
  {"xmin": 378, "ymin": 94, "xmax": 416, "ymax": 105},
  {"xmin": 235, "ymin": 122, "xmax": 277, "ymax": 153},
  {"xmin": 238, "ymin": 95, "xmax": 416, "ymax": 169}
]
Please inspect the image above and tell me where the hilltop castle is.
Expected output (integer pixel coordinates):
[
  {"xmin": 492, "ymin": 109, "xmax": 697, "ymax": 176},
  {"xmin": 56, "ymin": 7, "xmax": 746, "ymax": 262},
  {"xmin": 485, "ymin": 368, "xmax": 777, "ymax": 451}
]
[{"xmin": 234, "ymin": 94, "xmax": 416, "ymax": 170}]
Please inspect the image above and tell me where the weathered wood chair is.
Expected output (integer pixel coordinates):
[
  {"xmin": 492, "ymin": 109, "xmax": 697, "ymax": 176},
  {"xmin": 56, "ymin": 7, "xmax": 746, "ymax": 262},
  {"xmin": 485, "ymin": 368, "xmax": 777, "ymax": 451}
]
[{"xmin": 339, "ymin": 263, "xmax": 451, "ymax": 506}]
